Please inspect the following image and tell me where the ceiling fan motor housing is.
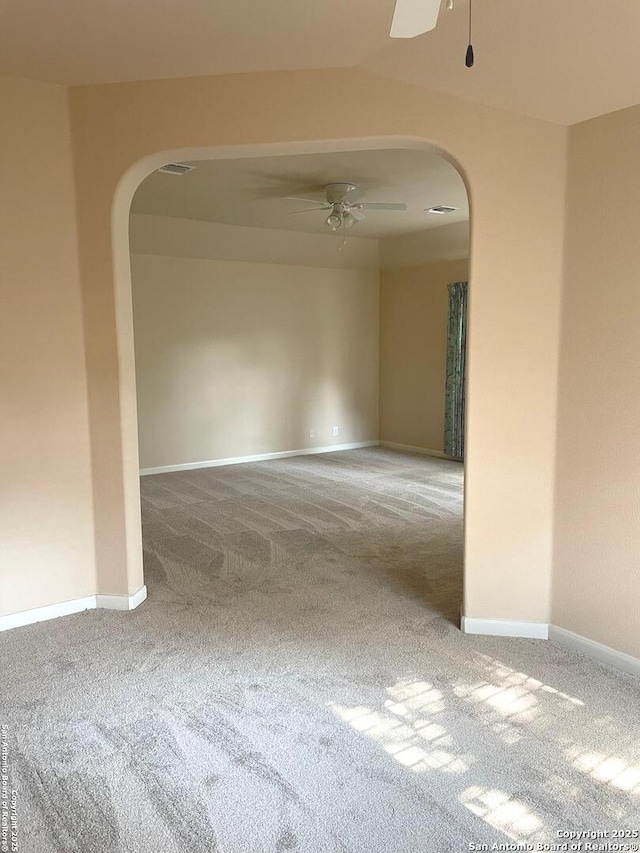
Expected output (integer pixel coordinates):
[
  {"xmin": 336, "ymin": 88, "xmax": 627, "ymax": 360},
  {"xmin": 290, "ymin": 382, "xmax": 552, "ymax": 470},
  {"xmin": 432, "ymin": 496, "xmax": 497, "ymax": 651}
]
[{"xmin": 325, "ymin": 182, "xmax": 357, "ymax": 204}]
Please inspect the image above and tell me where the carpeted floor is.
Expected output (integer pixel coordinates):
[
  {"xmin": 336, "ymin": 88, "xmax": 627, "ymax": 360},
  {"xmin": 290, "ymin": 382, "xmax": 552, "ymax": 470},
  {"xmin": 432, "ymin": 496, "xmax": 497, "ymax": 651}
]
[{"xmin": 2, "ymin": 448, "xmax": 640, "ymax": 852}]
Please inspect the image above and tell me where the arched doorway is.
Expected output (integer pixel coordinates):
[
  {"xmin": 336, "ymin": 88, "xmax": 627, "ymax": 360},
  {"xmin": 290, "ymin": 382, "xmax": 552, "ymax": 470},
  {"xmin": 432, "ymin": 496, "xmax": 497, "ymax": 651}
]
[{"xmin": 111, "ymin": 138, "xmax": 471, "ymax": 621}]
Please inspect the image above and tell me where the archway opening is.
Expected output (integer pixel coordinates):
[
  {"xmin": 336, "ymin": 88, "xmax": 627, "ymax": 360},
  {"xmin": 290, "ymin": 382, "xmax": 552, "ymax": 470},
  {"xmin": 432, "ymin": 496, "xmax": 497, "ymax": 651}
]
[{"xmin": 112, "ymin": 139, "xmax": 471, "ymax": 625}]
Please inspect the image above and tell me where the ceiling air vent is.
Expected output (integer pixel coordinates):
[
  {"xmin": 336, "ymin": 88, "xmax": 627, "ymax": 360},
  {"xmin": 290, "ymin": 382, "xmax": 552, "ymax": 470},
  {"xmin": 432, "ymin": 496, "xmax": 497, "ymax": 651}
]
[
  {"xmin": 426, "ymin": 205, "xmax": 457, "ymax": 215},
  {"xmin": 157, "ymin": 163, "xmax": 195, "ymax": 176}
]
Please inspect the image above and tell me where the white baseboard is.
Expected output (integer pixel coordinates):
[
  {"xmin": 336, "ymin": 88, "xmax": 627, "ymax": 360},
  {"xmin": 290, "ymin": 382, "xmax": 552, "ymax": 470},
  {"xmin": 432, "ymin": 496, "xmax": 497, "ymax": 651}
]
[
  {"xmin": 0, "ymin": 585, "xmax": 147, "ymax": 632},
  {"xmin": 96, "ymin": 585, "xmax": 148, "ymax": 611},
  {"xmin": 461, "ymin": 614, "xmax": 549, "ymax": 640},
  {"xmin": 549, "ymin": 625, "xmax": 640, "ymax": 680},
  {"xmin": 140, "ymin": 441, "xmax": 379, "ymax": 475},
  {"xmin": 461, "ymin": 617, "xmax": 639, "ymax": 679},
  {"xmin": 379, "ymin": 441, "xmax": 457, "ymax": 461},
  {"xmin": 0, "ymin": 595, "xmax": 98, "ymax": 633}
]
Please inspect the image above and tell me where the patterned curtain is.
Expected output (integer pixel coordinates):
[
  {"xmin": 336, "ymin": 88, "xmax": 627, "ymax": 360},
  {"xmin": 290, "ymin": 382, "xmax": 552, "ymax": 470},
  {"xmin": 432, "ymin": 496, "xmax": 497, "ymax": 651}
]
[{"xmin": 444, "ymin": 282, "xmax": 468, "ymax": 461}]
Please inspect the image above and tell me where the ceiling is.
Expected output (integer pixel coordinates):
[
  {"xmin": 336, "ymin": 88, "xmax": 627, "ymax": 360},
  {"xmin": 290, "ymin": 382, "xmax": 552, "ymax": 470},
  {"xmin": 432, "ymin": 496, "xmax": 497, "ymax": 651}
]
[
  {"xmin": 131, "ymin": 148, "xmax": 469, "ymax": 239},
  {"xmin": 2, "ymin": 0, "xmax": 640, "ymax": 125},
  {"xmin": 0, "ymin": 0, "xmax": 390, "ymax": 86}
]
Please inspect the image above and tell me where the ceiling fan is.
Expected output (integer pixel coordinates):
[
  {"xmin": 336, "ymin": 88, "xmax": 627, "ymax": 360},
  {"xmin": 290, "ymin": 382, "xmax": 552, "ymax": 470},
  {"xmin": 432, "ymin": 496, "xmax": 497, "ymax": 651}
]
[
  {"xmin": 390, "ymin": 0, "xmax": 475, "ymax": 67},
  {"xmin": 286, "ymin": 182, "xmax": 407, "ymax": 232}
]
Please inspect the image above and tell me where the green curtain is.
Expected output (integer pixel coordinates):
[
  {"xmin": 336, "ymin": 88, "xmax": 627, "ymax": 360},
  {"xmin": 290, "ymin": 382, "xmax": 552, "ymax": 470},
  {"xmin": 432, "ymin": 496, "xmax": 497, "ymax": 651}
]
[{"xmin": 444, "ymin": 281, "xmax": 468, "ymax": 461}]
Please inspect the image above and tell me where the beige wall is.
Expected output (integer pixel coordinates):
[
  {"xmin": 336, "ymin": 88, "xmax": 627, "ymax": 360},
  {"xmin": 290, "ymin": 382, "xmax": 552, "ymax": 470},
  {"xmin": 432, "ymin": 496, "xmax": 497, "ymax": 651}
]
[
  {"xmin": 131, "ymin": 251, "xmax": 379, "ymax": 470},
  {"xmin": 380, "ymin": 223, "xmax": 470, "ymax": 269},
  {"xmin": 67, "ymin": 68, "xmax": 567, "ymax": 623},
  {"xmin": 0, "ymin": 76, "xmax": 95, "ymax": 617},
  {"xmin": 553, "ymin": 104, "xmax": 640, "ymax": 658},
  {"xmin": 380, "ymin": 259, "xmax": 469, "ymax": 453},
  {"xmin": 0, "ymin": 67, "xmax": 568, "ymax": 625}
]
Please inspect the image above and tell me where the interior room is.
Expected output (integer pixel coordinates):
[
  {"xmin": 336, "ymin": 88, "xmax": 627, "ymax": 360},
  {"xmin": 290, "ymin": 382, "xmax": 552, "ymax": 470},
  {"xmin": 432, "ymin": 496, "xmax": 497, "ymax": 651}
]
[
  {"xmin": 129, "ymin": 149, "xmax": 469, "ymax": 467},
  {"xmin": 131, "ymin": 146, "xmax": 469, "ymax": 623},
  {"xmin": 2, "ymin": 1, "xmax": 640, "ymax": 850}
]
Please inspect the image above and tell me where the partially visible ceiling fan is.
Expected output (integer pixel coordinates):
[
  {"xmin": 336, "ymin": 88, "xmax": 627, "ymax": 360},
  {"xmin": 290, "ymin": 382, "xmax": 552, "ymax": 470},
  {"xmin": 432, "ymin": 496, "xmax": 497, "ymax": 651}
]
[
  {"xmin": 390, "ymin": 0, "xmax": 475, "ymax": 67},
  {"xmin": 390, "ymin": 0, "xmax": 443, "ymax": 38},
  {"xmin": 286, "ymin": 182, "xmax": 407, "ymax": 232}
]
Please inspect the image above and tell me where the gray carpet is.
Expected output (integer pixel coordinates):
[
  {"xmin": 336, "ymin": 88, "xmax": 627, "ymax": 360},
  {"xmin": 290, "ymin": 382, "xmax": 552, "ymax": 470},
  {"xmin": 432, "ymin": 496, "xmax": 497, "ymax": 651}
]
[{"xmin": 1, "ymin": 447, "xmax": 639, "ymax": 852}]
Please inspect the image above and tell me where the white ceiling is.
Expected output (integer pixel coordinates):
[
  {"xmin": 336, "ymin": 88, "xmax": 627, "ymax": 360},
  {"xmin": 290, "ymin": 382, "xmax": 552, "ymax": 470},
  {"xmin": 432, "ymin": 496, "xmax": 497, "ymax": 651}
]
[
  {"xmin": 3, "ymin": 0, "xmax": 640, "ymax": 125},
  {"xmin": 131, "ymin": 148, "xmax": 469, "ymax": 239},
  {"xmin": 0, "ymin": 0, "xmax": 390, "ymax": 85}
]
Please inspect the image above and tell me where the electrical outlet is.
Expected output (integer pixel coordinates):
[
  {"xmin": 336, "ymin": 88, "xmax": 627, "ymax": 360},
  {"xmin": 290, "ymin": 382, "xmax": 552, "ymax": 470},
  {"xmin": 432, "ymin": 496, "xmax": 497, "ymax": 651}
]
[
  {"xmin": 309, "ymin": 429, "xmax": 315, "ymax": 439},
  {"xmin": 332, "ymin": 426, "xmax": 339, "ymax": 437}
]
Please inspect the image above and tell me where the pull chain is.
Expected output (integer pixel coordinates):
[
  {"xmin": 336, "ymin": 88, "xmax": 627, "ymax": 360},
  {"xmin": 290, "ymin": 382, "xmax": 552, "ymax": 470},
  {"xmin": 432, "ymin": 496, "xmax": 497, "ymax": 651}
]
[{"xmin": 465, "ymin": 0, "xmax": 474, "ymax": 67}]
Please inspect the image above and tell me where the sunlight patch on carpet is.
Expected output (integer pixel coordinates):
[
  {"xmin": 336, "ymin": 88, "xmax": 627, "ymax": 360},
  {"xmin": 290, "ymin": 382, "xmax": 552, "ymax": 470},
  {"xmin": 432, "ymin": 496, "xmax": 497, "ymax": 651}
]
[{"xmin": 328, "ymin": 678, "xmax": 470, "ymax": 775}]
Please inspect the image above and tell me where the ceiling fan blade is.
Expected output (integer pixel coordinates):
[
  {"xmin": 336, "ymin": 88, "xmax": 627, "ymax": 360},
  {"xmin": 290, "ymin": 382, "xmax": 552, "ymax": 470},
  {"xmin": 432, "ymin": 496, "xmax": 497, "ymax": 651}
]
[
  {"xmin": 358, "ymin": 203, "xmax": 408, "ymax": 211},
  {"xmin": 390, "ymin": 0, "xmax": 442, "ymax": 38},
  {"xmin": 349, "ymin": 208, "xmax": 366, "ymax": 221},
  {"xmin": 286, "ymin": 206, "xmax": 329, "ymax": 215},
  {"xmin": 286, "ymin": 196, "xmax": 324, "ymax": 203}
]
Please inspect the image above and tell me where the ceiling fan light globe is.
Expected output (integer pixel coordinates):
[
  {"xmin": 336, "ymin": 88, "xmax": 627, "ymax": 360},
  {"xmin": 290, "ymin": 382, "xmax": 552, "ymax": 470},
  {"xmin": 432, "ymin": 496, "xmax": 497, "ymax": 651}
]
[{"xmin": 326, "ymin": 213, "xmax": 342, "ymax": 230}]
